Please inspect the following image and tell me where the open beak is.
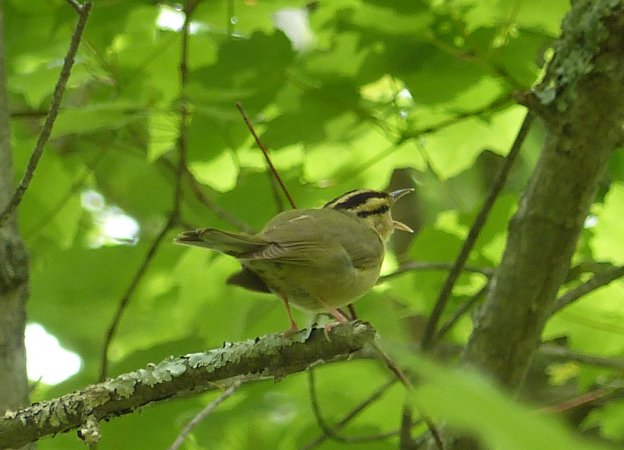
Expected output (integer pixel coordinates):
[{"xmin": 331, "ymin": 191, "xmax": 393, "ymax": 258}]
[
  {"xmin": 389, "ymin": 188, "xmax": 415, "ymax": 202},
  {"xmin": 393, "ymin": 220, "xmax": 414, "ymax": 233},
  {"xmin": 389, "ymin": 188, "xmax": 415, "ymax": 233}
]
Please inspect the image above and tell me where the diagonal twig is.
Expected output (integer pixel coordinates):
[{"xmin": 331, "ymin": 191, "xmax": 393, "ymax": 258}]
[
  {"xmin": 183, "ymin": 166, "xmax": 255, "ymax": 233},
  {"xmin": 303, "ymin": 370, "xmax": 400, "ymax": 449},
  {"xmin": 539, "ymin": 344, "xmax": 624, "ymax": 371},
  {"xmin": 167, "ymin": 382, "xmax": 240, "ymax": 450},
  {"xmin": 64, "ymin": 0, "xmax": 84, "ymax": 13},
  {"xmin": 435, "ymin": 282, "xmax": 490, "ymax": 341},
  {"xmin": 420, "ymin": 111, "xmax": 535, "ymax": 350},
  {"xmin": 378, "ymin": 261, "xmax": 494, "ymax": 284},
  {"xmin": 98, "ymin": 220, "xmax": 174, "ymax": 381},
  {"xmin": 554, "ymin": 265, "xmax": 624, "ymax": 312},
  {"xmin": 236, "ymin": 102, "xmax": 297, "ymax": 209},
  {"xmin": 98, "ymin": 3, "xmax": 196, "ymax": 381},
  {"xmin": 0, "ymin": 1, "xmax": 92, "ymax": 227}
]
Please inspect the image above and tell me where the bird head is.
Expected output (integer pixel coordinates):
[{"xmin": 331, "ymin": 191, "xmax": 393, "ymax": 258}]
[{"xmin": 323, "ymin": 188, "xmax": 414, "ymax": 241}]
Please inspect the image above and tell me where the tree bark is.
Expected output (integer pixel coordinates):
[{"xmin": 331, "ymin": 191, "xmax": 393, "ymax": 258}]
[
  {"xmin": 0, "ymin": 2, "xmax": 31, "ymax": 420},
  {"xmin": 0, "ymin": 322, "xmax": 375, "ymax": 449}
]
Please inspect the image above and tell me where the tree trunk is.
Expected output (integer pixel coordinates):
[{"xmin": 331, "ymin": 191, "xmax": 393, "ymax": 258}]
[
  {"xmin": 463, "ymin": 0, "xmax": 624, "ymax": 390},
  {"xmin": 0, "ymin": 2, "xmax": 31, "ymax": 424},
  {"xmin": 427, "ymin": 2, "xmax": 624, "ymax": 448}
]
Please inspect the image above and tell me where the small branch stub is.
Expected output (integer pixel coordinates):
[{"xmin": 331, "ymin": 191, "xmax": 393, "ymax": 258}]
[{"xmin": 77, "ymin": 415, "xmax": 100, "ymax": 445}]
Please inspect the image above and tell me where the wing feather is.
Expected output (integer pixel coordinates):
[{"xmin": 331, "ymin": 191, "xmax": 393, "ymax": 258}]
[{"xmin": 240, "ymin": 209, "xmax": 384, "ymax": 269}]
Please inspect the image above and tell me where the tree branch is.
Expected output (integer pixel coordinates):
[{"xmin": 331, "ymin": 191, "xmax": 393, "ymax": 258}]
[
  {"xmin": 167, "ymin": 382, "xmax": 240, "ymax": 450},
  {"xmin": 98, "ymin": 219, "xmax": 174, "ymax": 381},
  {"xmin": 554, "ymin": 265, "xmax": 624, "ymax": 312},
  {"xmin": 462, "ymin": 0, "xmax": 624, "ymax": 390},
  {"xmin": 301, "ymin": 376, "xmax": 398, "ymax": 449},
  {"xmin": 0, "ymin": 322, "xmax": 375, "ymax": 450},
  {"xmin": 420, "ymin": 111, "xmax": 535, "ymax": 350},
  {"xmin": 0, "ymin": 2, "xmax": 92, "ymax": 227}
]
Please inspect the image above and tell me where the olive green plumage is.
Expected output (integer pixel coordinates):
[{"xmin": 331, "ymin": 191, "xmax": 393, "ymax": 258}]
[{"xmin": 175, "ymin": 188, "xmax": 413, "ymax": 331}]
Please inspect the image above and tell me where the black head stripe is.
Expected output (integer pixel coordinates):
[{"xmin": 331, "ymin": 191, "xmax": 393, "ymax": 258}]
[
  {"xmin": 357, "ymin": 204, "xmax": 389, "ymax": 218},
  {"xmin": 324, "ymin": 190, "xmax": 388, "ymax": 210},
  {"xmin": 323, "ymin": 190, "xmax": 357, "ymax": 208}
]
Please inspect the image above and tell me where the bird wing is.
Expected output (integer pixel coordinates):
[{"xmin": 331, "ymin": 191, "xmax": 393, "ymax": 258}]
[
  {"xmin": 241, "ymin": 209, "xmax": 384, "ymax": 270},
  {"xmin": 175, "ymin": 229, "xmax": 269, "ymax": 257}
]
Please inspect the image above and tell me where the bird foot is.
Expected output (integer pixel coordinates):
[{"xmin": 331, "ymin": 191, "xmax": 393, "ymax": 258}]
[
  {"xmin": 282, "ymin": 320, "xmax": 299, "ymax": 337},
  {"xmin": 322, "ymin": 309, "xmax": 350, "ymax": 341},
  {"xmin": 323, "ymin": 321, "xmax": 341, "ymax": 341}
]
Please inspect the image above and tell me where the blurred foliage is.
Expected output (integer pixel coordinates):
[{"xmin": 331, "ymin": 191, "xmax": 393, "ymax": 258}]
[{"xmin": 4, "ymin": 0, "xmax": 623, "ymax": 448}]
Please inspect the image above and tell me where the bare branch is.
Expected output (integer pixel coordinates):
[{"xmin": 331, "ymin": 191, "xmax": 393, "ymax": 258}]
[
  {"xmin": 538, "ymin": 389, "xmax": 608, "ymax": 414},
  {"xmin": 183, "ymin": 167, "xmax": 255, "ymax": 233},
  {"xmin": 304, "ymin": 370, "xmax": 400, "ymax": 448},
  {"xmin": 236, "ymin": 102, "xmax": 297, "ymax": 209},
  {"xmin": 554, "ymin": 265, "xmax": 624, "ymax": 312},
  {"xmin": 98, "ymin": 2, "xmax": 200, "ymax": 382},
  {"xmin": 540, "ymin": 344, "xmax": 624, "ymax": 371},
  {"xmin": 98, "ymin": 220, "xmax": 173, "ymax": 381},
  {"xmin": 435, "ymin": 282, "xmax": 490, "ymax": 341},
  {"xmin": 399, "ymin": 402, "xmax": 414, "ymax": 450},
  {"xmin": 421, "ymin": 111, "xmax": 535, "ymax": 350},
  {"xmin": 0, "ymin": 322, "xmax": 375, "ymax": 450},
  {"xmin": 461, "ymin": 0, "xmax": 624, "ymax": 392},
  {"xmin": 64, "ymin": 0, "xmax": 83, "ymax": 13},
  {"xmin": 378, "ymin": 261, "xmax": 494, "ymax": 284},
  {"xmin": 0, "ymin": 2, "xmax": 92, "ymax": 226},
  {"xmin": 167, "ymin": 382, "xmax": 240, "ymax": 450}
]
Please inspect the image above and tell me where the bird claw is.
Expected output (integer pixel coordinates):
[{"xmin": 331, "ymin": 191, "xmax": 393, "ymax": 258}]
[
  {"xmin": 282, "ymin": 322, "xmax": 299, "ymax": 337},
  {"xmin": 323, "ymin": 321, "xmax": 340, "ymax": 341}
]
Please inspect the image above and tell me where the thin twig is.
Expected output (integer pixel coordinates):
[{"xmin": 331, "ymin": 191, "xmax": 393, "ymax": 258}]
[
  {"xmin": 420, "ymin": 111, "xmax": 535, "ymax": 350},
  {"xmin": 370, "ymin": 341, "xmax": 412, "ymax": 388},
  {"xmin": 24, "ymin": 149, "xmax": 107, "ymax": 239},
  {"xmin": 304, "ymin": 370, "xmax": 401, "ymax": 448},
  {"xmin": 378, "ymin": 261, "xmax": 494, "ymax": 284},
  {"xmin": 539, "ymin": 345, "xmax": 624, "ymax": 371},
  {"xmin": 183, "ymin": 166, "xmax": 255, "ymax": 233},
  {"xmin": 538, "ymin": 389, "xmax": 608, "ymax": 414},
  {"xmin": 174, "ymin": 3, "xmax": 193, "ymax": 214},
  {"xmin": 98, "ymin": 4, "xmax": 196, "ymax": 381},
  {"xmin": 435, "ymin": 282, "xmax": 490, "ymax": 341},
  {"xmin": 0, "ymin": 1, "xmax": 92, "ymax": 227},
  {"xmin": 98, "ymin": 219, "xmax": 174, "ymax": 381},
  {"xmin": 554, "ymin": 265, "xmax": 624, "ymax": 312},
  {"xmin": 235, "ymin": 102, "xmax": 297, "ymax": 209},
  {"xmin": 399, "ymin": 402, "xmax": 414, "ymax": 450},
  {"xmin": 399, "ymin": 93, "xmax": 514, "ymax": 143},
  {"xmin": 167, "ymin": 383, "xmax": 240, "ymax": 450},
  {"xmin": 266, "ymin": 168, "xmax": 286, "ymax": 213},
  {"xmin": 336, "ymin": 93, "xmax": 514, "ymax": 185},
  {"xmin": 64, "ymin": 0, "xmax": 83, "ymax": 13},
  {"xmin": 368, "ymin": 343, "xmax": 443, "ymax": 450}
]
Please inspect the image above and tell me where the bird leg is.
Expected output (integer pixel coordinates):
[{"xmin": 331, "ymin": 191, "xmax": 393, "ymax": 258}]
[
  {"xmin": 347, "ymin": 304, "xmax": 357, "ymax": 320},
  {"xmin": 322, "ymin": 308, "xmax": 349, "ymax": 341},
  {"xmin": 279, "ymin": 295, "xmax": 299, "ymax": 336}
]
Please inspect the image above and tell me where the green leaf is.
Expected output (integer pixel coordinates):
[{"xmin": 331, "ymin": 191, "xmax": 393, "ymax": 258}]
[
  {"xmin": 424, "ymin": 105, "xmax": 526, "ymax": 179},
  {"xmin": 188, "ymin": 152, "xmax": 239, "ymax": 192},
  {"xmin": 590, "ymin": 182, "xmax": 624, "ymax": 264},
  {"xmin": 409, "ymin": 357, "xmax": 609, "ymax": 450}
]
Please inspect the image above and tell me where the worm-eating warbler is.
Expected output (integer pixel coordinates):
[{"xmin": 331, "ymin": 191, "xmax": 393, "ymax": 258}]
[{"xmin": 175, "ymin": 188, "xmax": 413, "ymax": 333}]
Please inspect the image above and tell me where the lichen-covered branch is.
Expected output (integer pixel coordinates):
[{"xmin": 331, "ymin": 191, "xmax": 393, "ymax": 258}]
[
  {"xmin": 0, "ymin": 322, "xmax": 375, "ymax": 449},
  {"xmin": 463, "ymin": 0, "xmax": 624, "ymax": 392}
]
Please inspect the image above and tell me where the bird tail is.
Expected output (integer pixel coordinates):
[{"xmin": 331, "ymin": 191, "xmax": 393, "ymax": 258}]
[{"xmin": 174, "ymin": 229, "xmax": 267, "ymax": 257}]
